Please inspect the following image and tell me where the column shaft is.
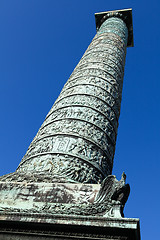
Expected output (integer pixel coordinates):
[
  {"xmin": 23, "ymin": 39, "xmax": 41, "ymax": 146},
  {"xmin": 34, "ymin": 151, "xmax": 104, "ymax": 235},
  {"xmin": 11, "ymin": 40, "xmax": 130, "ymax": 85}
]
[{"xmin": 17, "ymin": 17, "xmax": 128, "ymax": 184}]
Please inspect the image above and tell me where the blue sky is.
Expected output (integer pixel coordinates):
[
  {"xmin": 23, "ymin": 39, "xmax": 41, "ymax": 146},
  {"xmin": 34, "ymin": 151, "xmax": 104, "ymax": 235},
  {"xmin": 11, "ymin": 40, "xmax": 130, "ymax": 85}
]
[{"xmin": 0, "ymin": 0, "xmax": 159, "ymax": 239}]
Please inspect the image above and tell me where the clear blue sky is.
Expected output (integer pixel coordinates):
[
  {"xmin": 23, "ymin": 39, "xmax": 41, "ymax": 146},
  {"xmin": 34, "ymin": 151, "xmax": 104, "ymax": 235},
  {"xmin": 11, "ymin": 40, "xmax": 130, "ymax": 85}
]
[{"xmin": 0, "ymin": 1, "xmax": 159, "ymax": 239}]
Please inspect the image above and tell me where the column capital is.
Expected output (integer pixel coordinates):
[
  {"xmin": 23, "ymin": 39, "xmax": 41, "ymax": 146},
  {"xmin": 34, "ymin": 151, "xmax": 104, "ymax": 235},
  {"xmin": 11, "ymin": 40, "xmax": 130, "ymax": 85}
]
[{"xmin": 95, "ymin": 8, "xmax": 134, "ymax": 47}]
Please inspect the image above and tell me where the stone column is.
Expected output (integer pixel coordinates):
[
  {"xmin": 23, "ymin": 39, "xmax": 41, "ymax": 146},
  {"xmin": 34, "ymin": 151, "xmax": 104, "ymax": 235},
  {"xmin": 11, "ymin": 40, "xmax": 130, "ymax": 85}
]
[{"xmin": 16, "ymin": 11, "xmax": 132, "ymax": 184}]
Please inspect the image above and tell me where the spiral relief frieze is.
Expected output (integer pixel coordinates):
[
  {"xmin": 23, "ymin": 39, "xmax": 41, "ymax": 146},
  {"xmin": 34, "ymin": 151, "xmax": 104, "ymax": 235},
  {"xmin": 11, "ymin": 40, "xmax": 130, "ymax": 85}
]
[{"xmin": 17, "ymin": 16, "xmax": 128, "ymax": 184}]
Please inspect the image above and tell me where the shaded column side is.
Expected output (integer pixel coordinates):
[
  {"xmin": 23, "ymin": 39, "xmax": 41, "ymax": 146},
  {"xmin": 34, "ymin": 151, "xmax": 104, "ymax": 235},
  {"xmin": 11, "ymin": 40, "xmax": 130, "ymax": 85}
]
[{"xmin": 17, "ymin": 17, "xmax": 128, "ymax": 184}]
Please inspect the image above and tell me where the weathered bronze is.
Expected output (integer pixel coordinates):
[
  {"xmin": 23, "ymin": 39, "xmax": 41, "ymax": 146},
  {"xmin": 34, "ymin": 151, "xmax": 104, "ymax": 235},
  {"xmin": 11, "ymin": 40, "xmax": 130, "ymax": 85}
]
[
  {"xmin": 4, "ymin": 9, "xmax": 131, "ymax": 185},
  {"xmin": 0, "ymin": 9, "xmax": 140, "ymax": 240}
]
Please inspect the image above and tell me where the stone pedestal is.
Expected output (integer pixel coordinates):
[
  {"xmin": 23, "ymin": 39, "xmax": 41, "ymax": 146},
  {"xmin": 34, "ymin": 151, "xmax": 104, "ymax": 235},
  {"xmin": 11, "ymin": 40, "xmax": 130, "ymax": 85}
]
[
  {"xmin": 0, "ymin": 172, "xmax": 129, "ymax": 217},
  {"xmin": 0, "ymin": 214, "xmax": 140, "ymax": 240},
  {"xmin": 0, "ymin": 172, "xmax": 140, "ymax": 239}
]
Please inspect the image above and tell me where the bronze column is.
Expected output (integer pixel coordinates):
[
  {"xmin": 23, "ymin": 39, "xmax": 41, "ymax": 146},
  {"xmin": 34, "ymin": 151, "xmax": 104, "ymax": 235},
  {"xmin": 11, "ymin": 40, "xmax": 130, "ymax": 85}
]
[
  {"xmin": 16, "ymin": 10, "xmax": 133, "ymax": 184},
  {"xmin": 0, "ymin": 10, "xmax": 140, "ymax": 240}
]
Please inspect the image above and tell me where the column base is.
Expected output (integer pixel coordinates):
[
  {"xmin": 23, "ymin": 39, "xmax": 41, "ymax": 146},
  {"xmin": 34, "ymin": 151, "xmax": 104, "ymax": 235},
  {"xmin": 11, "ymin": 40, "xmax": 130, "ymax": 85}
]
[
  {"xmin": 0, "ymin": 214, "xmax": 140, "ymax": 240},
  {"xmin": 0, "ymin": 172, "xmax": 140, "ymax": 239}
]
